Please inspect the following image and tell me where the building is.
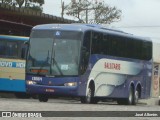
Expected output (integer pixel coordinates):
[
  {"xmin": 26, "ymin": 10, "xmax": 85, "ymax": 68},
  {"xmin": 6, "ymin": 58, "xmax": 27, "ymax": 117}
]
[{"xmin": 0, "ymin": 4, "xmax": 78, "ymax": 36}]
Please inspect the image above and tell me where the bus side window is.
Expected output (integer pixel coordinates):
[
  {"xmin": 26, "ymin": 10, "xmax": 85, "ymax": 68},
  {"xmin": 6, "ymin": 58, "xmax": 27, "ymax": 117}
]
[
  {"xmin": 106, "ymin": 35, "xmax": 118, "ymax": 56},
  {"xmin": 0, "ymin": 40, "xmax": 6, "ymax": 56},
  {"xmin": 81, "ymin": 31, "xmax": 91, "ymax": 74},
  {"xmin": 142, "ymin": 41, "xmax": 152, "ymax": 60},
  {"xmin": 6, "ymin": 41, "xmax": 18, "ymax": 58},
  {"xmin": 91, "ymin": 32, "xmax": 103, "ymax": 54},
  {"xmin": 102, "ymin": 34, "xmax": 108, "ymax": 55}
]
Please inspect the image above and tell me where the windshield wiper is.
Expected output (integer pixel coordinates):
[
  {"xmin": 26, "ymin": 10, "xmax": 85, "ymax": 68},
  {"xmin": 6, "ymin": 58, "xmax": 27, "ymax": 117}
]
[
  {"xmin": 36, "ymin": 50, "xmax": 50, "ymax": 76},
  {"xmin": 50, "ymin": 37, "xmax": 63, "ymax": 76},
  {"xmin": 51, "ymin": 57, "xmax": 63, "ymax": 76}
]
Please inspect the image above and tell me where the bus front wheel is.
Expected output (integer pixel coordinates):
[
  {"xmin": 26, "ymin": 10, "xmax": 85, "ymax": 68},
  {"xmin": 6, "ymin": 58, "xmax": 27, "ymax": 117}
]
[
  {"xmin": 38, "ymin": 94, "xmax": 48, "ymax": 102},
  {"xmin": 80, "ymin": 84, "xmax": 98, "ymax": 104}
]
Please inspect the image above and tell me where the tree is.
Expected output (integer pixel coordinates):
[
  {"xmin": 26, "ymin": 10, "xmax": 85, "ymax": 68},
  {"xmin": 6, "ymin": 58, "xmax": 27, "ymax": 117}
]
[
  {"xmin": 92, "ymin": 1, "xmax": 121, "ymax": 24},
  {"xmin": 23, "ymin": 0, "xmax": 45, "ymax": 13},
  {"xmin": 0, "ymin": 0, "xmax": 15, "ymax": 6},
  {"xmin": 0, "ymin": 0, "xmax": 44, "ymax": 12},
  {"xmin": 16, "ymin": 0, "xmax": 24, "ymax": 8},
  {"xmin": 64, "ymin": 0, "xmax": 121, "ymax": 24}
]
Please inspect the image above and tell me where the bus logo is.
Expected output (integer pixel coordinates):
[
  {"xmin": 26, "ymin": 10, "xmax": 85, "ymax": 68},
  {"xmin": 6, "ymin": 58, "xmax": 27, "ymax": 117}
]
[
  {"xmin": 104, "ymin": 62, "xmax": 121, "ymax": 70},
  {"xmin": 48, "ymin": 81, "xmax": 52, "ymax": 85},
  {"xmin": 56, "ymin": 31, "xmax": 61, "ymax": 36}
]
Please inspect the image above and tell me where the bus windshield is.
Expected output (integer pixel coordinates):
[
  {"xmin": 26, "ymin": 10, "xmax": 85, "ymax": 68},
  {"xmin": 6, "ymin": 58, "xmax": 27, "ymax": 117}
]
[{"xmin": 27, "ymin": 30, "xmax": 82, "ymax": 76}]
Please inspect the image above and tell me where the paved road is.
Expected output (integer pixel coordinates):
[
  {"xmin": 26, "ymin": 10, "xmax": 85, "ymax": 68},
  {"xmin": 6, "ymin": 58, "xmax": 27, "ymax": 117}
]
[{"xmin": 0, "ymin": 96, "xmax": 160, "ymax": 120}]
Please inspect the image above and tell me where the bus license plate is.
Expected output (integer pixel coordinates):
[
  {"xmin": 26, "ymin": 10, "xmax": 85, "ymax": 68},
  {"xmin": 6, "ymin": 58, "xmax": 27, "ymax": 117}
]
[{"xmin": 45, "ymin": 89, "xmax": 54, "ymax": 92}]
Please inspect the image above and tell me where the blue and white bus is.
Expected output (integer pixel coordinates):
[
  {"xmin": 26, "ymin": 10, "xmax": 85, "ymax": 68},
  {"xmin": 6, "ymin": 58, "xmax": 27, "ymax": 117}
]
[
  {"xmin": 26, "ymin": 24, "xmax": 153, "ymax": 105},
  {"xmin": 0, "ymin": 35, "xmax": 29, "ymax": 98}
]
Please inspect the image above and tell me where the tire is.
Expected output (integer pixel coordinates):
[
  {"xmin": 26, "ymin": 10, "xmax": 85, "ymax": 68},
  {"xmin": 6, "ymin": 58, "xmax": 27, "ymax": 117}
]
[
  {"xmin": 125, "ymin": 86, "xmax": 134, "ymax": 105},
  {"xmin": 133, "ymin": 90, "xmax": 139, "ymax": 105},
  {"xmin": 80, "ymin": 84, "xmax": 98, "ymax": 104},
  {"xmin": 117, "ymin": 86, "xmax": 138, "ymax": 105},
  {"xmin": 80, "ymin": 87, "xmax": 92, "ymax": 103},
  {"xmin": 117, "ymin": 86, "xmax": 134, "ymax": 105},
  {"xmin": 38, "ymin": 94, "xmax": 48, "ymax": 102}
]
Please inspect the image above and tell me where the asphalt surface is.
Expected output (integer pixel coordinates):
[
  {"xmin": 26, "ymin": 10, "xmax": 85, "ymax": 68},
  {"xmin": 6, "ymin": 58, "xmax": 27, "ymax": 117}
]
[{"xmin": 0, "ymin": 94, "xmax": 160, "ymax": 120}]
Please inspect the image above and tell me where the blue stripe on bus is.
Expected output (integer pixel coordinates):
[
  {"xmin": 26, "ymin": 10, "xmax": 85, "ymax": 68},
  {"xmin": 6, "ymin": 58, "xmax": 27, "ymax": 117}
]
[{"xmin": 0, "ymin": 78, "xmax": 26, "ymax": 92}]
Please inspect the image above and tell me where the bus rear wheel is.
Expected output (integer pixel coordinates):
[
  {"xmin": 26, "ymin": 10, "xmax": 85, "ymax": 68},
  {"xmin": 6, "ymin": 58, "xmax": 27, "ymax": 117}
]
[
  {"xmin": 125, "ymin": 86, "xmax": 138, "ymax": 105},
  {"xmin": 133, "ymin": 90, "xmax": 139, "ymax": 105},
  {"xmin": 117, "ymin": 86, "xmax": 138, "ymax": 105},
  {"xmin": 38, "ymin": 94, "xmax": 48, "ymax": 102}
]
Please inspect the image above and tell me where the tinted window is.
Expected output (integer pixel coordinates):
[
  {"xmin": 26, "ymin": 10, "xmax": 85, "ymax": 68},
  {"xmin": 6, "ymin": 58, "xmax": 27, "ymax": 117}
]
[
  {"xmin": 0, "ymin": 40, "xmax": 6, "ymax": 56},
  {"xmin": 0, "ymin": 39, "xmax": 19, "ymax": 58},
  {"xmin": 6, "ymin": 42, "xmax": 18, "ymax": 57},
  {"xmin": 81, "ymin": 31, "xmax": 91, "ymax": 74},
  {"xmin": 90, "ymin": 32, "xmax": 152, "ymax": 60},
  {"xmin": 91, "ymin": 32, "xmax": 103, "ymax": 54},
  {"xmin": 142, "ymin": 41, "xmax": 152, "ymax": 60}
]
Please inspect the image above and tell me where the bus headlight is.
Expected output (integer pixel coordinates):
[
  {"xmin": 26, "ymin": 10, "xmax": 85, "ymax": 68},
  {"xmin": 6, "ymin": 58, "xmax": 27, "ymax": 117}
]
[
  {"xmin": 64, "ymin": 82, "xmax": 77, "ymax": 87},
  {"xmin": 26, "ymin": 80, "xmax": 37, "ymax": 85}
]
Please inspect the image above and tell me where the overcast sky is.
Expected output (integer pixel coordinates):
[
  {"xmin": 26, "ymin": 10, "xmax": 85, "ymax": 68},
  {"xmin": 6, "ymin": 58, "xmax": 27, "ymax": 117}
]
[{"xmin": 43, "ymin": 0, "xmax": 160, "ymax": 39}]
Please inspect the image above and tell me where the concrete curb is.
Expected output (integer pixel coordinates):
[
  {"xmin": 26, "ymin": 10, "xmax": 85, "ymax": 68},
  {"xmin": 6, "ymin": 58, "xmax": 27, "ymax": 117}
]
[{"xmin": 139, "ymin": 98, "xmax": 160, "ymax": 106}]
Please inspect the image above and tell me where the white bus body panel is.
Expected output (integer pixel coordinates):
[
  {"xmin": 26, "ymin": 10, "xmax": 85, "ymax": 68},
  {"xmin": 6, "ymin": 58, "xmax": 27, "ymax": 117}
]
[{"xmin": 88, "ymin": 59, "xmax": 143, "ymax": 97}]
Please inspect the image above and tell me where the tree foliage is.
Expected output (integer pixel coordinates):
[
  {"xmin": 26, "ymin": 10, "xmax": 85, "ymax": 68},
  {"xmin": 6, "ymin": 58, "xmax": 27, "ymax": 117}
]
[
  {"xmin": 63, "ymin": 0, "xmax": 122, "ymax": 24},
  {"xmin": 0, "ymin": 0, "xmax": 44, "ymax": 12}
]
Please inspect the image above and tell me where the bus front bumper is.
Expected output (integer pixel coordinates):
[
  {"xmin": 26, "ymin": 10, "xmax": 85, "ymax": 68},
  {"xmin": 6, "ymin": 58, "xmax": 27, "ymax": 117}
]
[{"xmin": 26, "ymin": 85, "xmax": 78, "ymax": 96}]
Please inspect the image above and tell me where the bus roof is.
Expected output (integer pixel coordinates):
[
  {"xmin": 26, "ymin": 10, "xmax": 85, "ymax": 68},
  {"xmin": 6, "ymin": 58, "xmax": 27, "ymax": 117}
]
[
  {"xmin": 0, "ymin": 35, "xmax": 29, "ymax": 41},
  {"xmin": 32, "ymin": 24, "xmax": 127, "ymax": 34},
  {"xmin": 32, "ymin": 24, "xmax": 151, "ymax": 41}
]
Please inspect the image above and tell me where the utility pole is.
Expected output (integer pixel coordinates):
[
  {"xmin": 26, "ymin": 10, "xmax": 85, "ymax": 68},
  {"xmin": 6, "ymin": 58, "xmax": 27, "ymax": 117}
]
[
  {"xmin": 61, "ymin": 0, "xmax": 65, "ymax": 18},
  {"xmin": 84, "ymin": 0, "xmax": 98, "ymax": 23},
  {"xmin": 85, "ymin": 1, "xmax": 88, "ymax": 23}
]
